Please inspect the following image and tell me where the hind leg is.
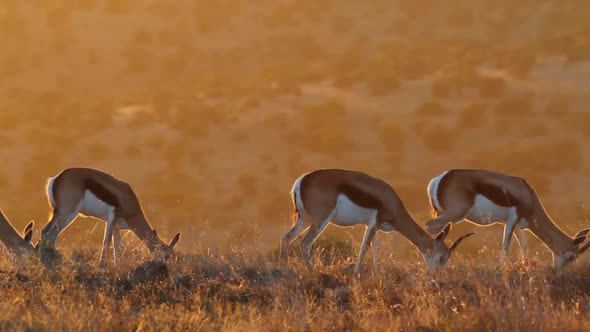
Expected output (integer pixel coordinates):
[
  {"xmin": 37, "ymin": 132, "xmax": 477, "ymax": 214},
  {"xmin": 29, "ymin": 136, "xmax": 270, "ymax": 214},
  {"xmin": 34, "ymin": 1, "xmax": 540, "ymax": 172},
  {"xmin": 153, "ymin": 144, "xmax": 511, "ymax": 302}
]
[
  {"xmin": 279, "ymin": 215, "xmax": 310, "ymax": 265},
  {"xmin": 371, "ymin": 231, "xmax": 380, "ymax": 272},
  {"xmin": 112, "ymin": 226, "xmax": 124, "ymax": 267},
  {"xmin": 500, "ymin": 212, "xmax": 519, "ymax": 265},
  {"xmin": 98, "ymin": 210, "xmax": 116, "ymax": 268},
  {"xmin": 513, "ymin": 226, "xmax": 528, "ymax": 261},
  {"xmin": 355, "ymin": 212, "xmax": 378, "ymax": 274},
  {"xmin": 300, "ymin": 213, "xmax": 332, "ymax": 272}
]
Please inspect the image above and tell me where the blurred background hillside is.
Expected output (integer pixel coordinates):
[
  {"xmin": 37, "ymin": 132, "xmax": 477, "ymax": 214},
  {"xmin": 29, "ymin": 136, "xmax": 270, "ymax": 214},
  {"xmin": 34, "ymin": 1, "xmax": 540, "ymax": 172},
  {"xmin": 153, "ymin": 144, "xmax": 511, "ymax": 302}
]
[{"xmin": 1, "ymin": 0, "xmax": 590, "ymax": 264}]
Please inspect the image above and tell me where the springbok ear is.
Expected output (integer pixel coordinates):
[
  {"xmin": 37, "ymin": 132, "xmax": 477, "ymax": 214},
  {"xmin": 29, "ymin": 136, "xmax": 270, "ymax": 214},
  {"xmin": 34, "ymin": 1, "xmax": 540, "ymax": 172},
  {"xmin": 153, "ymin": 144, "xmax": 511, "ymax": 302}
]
[
  {"xmin": 24, "ymin": 220, "xmax": 34, "ymax": 234},
  {"xmin": 435, "ymin": 222, "xmax": 452, "ymax": 242},
  {"xmin": 573, "ymin": 236, "xmax": 586, "ymax": 246},
  {"xmin": 24, "ymin": 229, "xmax": 33, "ymax": 243},
  {"xmin": 575, "ymin": 228, "xmax": 590, "ymax": 238},
  {"xmin": 168, "ymin": 233, "xmax": 181, "ymax": 248},
  {"xmin": 450, "ymin": 232, "xmax": 476, "ymax": 252}
]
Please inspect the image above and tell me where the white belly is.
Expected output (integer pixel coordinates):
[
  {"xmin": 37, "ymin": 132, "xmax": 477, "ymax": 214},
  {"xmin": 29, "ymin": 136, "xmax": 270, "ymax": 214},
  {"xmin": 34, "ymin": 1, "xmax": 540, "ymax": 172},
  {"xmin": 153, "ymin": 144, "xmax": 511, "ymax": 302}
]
[
  {"xmin": 79, "ymin": 190, "xmax": 116, "ymax": 222},
  {"xmin": 465, "ymin": 194, "xmax": 516, "ymax": 225},
  {"xmin": 331, "ymin": 194, "xmax": 377, "ymax": 227}
]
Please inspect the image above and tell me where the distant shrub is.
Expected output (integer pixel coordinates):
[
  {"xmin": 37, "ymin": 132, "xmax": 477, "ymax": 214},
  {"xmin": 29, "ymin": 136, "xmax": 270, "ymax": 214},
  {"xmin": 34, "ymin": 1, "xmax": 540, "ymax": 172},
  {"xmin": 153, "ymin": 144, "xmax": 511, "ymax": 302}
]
[
  {"xmin": 366, "ymin": 70, "xmax": 401, "ymax": 96},
  {"xmin": 457, "ymin": 102, "xmax": 488, "ymax": 129},
  {"xmin": 86, "ymin": 140, "xmax": 111, "ymax": 160},
  {"xmin": 122, "ymin": 45, "xmax": 153, "ymax": 74},
  {"xmin": 45, "ymin": 6, "xmax": 71, "ymax": 28},
  {"xmin": 432, "ymin": 75, "xmax": 457, "ymax": 98},
  {"xmin": 132, "ymin": 29, "xmax": 153, "ymax": 44},
  {"xmin": 467, "ymin": 139, "xmax": 582, "ymax": 174},
  {"xmin": 420, "ymin": 124, "xmax": 456, "ymax": 153},
  {"xmin": 432, "ymin": 63, "xmax": 479, "ymax": 98},
  {"xmin": 524, "ymin": 122, "xmax": 549, "ymax": 138},
  {"xmin": 492, "ymin": 94, "xmax": 533, "ymax": 117},
  {"xmin": 287, "ymin": 99, "xmax": 354, "ymax": 156},
  {"xmin": 565, "ymin": 39, "xmax": 590, "ymax": 63},
  {"xmin": 545, "ymin": 96, "xmax": 570, "ymax": 117},
  {"xmin": 376, "ymin": 119, "xmax": 406, "ymax": 161},
  {"xmin": 104, "ymin": 0, "xmax": 130, "ymax": 14},
  {"xmin": 331, "ymin": 15, "xmax": 354, "ymax": 34},
  {"xmin": 477, "ymin": 75, "xmax": 506, "ymax": 98},
  {"xmin": 497, "ymin": 49, "xmax": 536, "ymax": 79},
  {"xmin": 236, "ymin": 173, "xmax": 258, "ymax": 197},
  {"xmin": 448, "ymin": 4, "xmax": 474, "ymax": 29},
  {"xmin": 124, "ymin": 142, "xmax": 142, "ymax": 157},
  {"xmin": 415, "ymin": 100, "xmax": 449, "ymax": 117}
]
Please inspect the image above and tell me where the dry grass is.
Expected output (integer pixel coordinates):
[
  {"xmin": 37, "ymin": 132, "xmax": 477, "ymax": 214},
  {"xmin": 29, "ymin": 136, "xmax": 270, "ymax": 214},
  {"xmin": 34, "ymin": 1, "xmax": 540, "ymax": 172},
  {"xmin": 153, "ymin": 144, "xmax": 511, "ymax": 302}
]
[{"xmin": 2, "ymin": 245, "xmax": 590, "ymax": 331}]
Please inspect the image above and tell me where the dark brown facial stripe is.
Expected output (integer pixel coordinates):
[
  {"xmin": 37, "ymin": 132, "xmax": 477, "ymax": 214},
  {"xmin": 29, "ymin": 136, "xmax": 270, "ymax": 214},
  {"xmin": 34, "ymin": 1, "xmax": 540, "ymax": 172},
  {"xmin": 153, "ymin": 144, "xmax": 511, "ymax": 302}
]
[
  {"xmin": 339, "ymin": 184, "xmax": 382, "ymax": 210},
  {"xmin": 85, "ymin": 179, "xmax": 119, "ymax": 207}
]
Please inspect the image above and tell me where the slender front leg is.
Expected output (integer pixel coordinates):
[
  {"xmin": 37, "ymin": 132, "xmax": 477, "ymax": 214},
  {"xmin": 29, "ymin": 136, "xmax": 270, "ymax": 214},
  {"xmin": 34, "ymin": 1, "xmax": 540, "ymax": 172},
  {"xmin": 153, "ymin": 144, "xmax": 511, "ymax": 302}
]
[
  {"xmin": 513, "ymin": 227, "xmax": 528, "ymax": 261},
  {"xmin": 300, "ymin": 217, "xmax": 331, "ymax": 272},
  {"xmin": 112, "ymin": 228, "xmax": 123, "ymax": 266},
  {"xmin": 501, "ymin": 213, "xmax": 519, "ymax": 264},
  {"xmin": 371, "ymin": 231, "xmax": 380, "ymax": 272},
  {"xmin": 279, "ymin": 215, "xmax": 310, "ymax": 265},
  {"xmin": 99, "ymin": 212, "xmax": 116, "ymax": 268},
  {"xmin": 355, "ymin": 214, "xmax": 378, "ymax": 274}
]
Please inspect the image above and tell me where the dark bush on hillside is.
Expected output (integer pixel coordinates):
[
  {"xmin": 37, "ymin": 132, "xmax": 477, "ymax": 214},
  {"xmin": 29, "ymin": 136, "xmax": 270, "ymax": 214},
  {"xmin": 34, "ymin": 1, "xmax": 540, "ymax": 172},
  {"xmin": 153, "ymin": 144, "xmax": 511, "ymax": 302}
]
[
  {"xmin": 545, "ymin": 96, "xmax": 570, "ymax": 117},
  {"xmin": 478, "ymin": 75, "xmax": 506, "ymax": 98},
  {"xmin": 457, "ymin": 102, "xmax": 488, "ymax": 129},
  {"xmin": 415, "ymin": 100, "xmax": 449, "ymax": 117},
  {"xmin": 492, "ymin": 94, "xmax": 533, "ymax": 117},
  {"xmin": 420, "ymin": 124, "xmax": 456, "ymax": 153}
]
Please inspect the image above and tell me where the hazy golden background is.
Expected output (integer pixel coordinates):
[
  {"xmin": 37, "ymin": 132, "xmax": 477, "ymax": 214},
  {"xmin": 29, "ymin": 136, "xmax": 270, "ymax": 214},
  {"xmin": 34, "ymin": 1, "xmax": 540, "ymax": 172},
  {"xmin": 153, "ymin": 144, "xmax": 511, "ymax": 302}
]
[{"xmin": 1, "ymin": 0, "xmax": 589, "ymax": 263}]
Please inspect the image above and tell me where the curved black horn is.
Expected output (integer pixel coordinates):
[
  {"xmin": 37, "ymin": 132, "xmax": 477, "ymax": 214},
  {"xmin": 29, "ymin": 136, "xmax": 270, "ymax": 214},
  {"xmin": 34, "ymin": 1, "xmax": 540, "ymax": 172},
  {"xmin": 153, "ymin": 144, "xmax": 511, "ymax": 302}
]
[{"xmin": 450, "ymin": 232, "xmax": 476, "ymax": 252}]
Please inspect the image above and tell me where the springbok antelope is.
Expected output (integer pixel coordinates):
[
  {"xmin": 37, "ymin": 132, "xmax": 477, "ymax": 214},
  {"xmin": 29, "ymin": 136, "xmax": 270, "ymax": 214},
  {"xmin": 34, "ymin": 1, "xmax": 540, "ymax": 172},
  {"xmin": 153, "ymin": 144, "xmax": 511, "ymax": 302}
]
[
  {"xmin": 280, "ymin": 169, "xmax": 475, "ymax": 273},
  {"xmin": 425, "ymin": 169, "xmax": 590, "ymax": 267},
  {"xmin": 0, "ymin": 209, "xmax": 35, "ymax": 258},
  {"xmin": 39, "ymin": 167, "xmax": 181, "ymax": 266}
]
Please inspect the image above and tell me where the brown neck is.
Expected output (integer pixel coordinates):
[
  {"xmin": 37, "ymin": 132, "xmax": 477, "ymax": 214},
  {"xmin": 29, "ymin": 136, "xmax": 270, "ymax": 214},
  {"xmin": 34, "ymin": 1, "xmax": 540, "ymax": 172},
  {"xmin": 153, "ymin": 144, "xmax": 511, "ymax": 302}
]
[
  {"xmin": 526, "ymin": 208, "xmax": 573, "ymax": 255},
  {"xmin": 127, "ymin": 215, "xmax": 166, "ymax": 253},
  {"xmin": 393, "ymin": 211, "xmax": 437, "ymax": 255},
  {"xmin": 0, "ymin": 214, "xmax": 24, "ymax": 253}
]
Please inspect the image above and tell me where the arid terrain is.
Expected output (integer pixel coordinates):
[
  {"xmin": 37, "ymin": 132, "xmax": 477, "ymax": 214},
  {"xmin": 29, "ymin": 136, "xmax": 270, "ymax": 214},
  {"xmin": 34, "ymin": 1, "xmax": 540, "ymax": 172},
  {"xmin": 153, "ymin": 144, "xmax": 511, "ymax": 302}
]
[{"xmin": 1, "ymin": 0, "xmax": 590, "ymax": 330}]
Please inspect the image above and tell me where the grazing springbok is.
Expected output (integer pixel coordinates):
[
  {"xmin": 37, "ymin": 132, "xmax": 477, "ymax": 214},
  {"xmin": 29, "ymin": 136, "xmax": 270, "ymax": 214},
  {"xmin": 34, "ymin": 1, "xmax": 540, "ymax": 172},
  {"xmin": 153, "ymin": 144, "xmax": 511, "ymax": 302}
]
[
  {"xmin": 280, "ymin": 169, "xmax": 475, "ymax": 273},
  {"xmin": 39, "ymin": 168, "xmax": 181, "ymax": 266},
  {"xmin": 0, "ymin": 209, "xmax": 35, "ymax": 258},
  {"xmin": 425, "ymin": 169, "xmax": 590, "ymax": 267}
]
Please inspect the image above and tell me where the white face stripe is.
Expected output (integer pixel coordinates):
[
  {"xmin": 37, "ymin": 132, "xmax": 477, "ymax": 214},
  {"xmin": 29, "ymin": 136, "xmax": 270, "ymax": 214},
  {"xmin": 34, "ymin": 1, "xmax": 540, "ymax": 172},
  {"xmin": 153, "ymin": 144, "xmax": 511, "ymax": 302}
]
[{"xmin": 427, "ymin": 171, "xmax": 449, "ymax": 213}]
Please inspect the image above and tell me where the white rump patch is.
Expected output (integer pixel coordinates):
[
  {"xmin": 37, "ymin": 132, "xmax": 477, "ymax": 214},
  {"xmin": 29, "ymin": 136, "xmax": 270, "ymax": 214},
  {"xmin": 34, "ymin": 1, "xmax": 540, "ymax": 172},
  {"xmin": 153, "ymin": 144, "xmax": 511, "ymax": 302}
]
[
  {"xmin": 427, "ymin": 171, "xmax": 449, "ymax": 212},
  {"xmin": 46, "ymin": 175, "xmax": 58, "ymax": 207},
  {"xmin": 291, "ymin": 173, "xmax": 309, "ymax": 217}
]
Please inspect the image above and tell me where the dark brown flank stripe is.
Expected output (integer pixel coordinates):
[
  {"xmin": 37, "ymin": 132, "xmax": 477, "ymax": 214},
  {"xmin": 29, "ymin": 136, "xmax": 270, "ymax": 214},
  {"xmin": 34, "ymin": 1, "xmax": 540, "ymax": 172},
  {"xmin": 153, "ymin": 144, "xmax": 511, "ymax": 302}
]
[{"xmin": 85, "ymin": 178, "xmax": 119, "ymax": 208}]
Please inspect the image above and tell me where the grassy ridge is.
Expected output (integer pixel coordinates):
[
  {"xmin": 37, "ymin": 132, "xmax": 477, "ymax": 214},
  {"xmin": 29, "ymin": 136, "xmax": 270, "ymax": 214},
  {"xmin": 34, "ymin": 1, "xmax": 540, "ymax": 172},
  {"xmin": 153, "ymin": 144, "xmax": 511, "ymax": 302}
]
[{"xmin": 1, "ymin": 246, "xmax": 590, "ymax": 331}]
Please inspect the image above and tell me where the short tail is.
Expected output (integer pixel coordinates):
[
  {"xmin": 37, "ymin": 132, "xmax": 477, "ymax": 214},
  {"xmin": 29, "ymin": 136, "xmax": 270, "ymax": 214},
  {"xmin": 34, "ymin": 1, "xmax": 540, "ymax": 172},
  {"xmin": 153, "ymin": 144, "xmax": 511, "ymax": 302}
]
[{"xmin": 430, "ymin": 208, "xmax": 439, "ymax": 218}]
